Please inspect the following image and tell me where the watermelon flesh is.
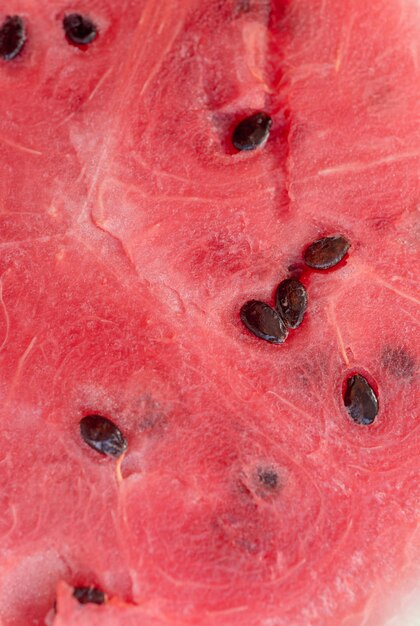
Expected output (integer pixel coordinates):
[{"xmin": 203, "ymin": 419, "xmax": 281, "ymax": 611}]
[{"xmin": 0, "ymin": 0, "xmax": 419, "ymax": 624}]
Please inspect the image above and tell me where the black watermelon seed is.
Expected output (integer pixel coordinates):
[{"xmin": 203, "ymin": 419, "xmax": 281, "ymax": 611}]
[
  {"xmin": 79, "ymin": 414, "xmax": 127, "ymax": 457},
  {"xmin": 240, "ymin": 300, "xmax": 288, "ymax": 344},
  {"xmin": 304, "ymin": 235, "xmax": 350, "ymax": 270},
  {"xmin": 344, "ymin": 374, "xmax": 378, "ymax": 425},
  {"xmin": 73, "ymin": 586, "xmax": 106, "ymax": 605},
  {"xmin": 257, "ymin": 468, "xmax": 278, "ymax": 490},
  {"xmin": 0, "ymin": 16, "xmax": 26, "ymax": 61},
  {"xmin": 63, "ymin": 14, "xmax": 97, "ymax": 46},
  {"xmin": 382, "ymin": 347, "xmax": 416, "ymax": 380},
  {"xmin": 232, "ymin": 112, "xmax": 272, "ymax": 151},
  {"xmin": 275, "ymin": 278, "xmax": 308, "ymax": 329}
]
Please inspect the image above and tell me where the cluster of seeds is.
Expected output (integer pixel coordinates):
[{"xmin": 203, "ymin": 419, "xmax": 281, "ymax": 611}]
[
  {"xmin": 233, "ymin": 112, "xmax": 378, "ymax": 425},
  {"xmin": 240, "ymin": 234, "xmax": 350, "ymax": 345},
  {"xmin": 0, "ymin": 13, "xmax": 97, "ymax": 60}
]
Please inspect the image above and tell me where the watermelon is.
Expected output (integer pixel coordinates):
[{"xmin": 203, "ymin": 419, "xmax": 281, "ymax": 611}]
[{"xmin": 0, "ymin": 1, "xmax": 419, "ymax": 625}]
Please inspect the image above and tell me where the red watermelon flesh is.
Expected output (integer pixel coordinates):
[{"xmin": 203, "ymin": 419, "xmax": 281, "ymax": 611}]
[{"xmin": 0, "ymin": 1, "xmax": 419, "ymax": 625}]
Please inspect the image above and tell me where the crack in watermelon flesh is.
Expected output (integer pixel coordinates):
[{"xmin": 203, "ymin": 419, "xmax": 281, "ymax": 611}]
[{"xmin": 0, "ymin": 0, "xmax": 419, "ymax": 625}]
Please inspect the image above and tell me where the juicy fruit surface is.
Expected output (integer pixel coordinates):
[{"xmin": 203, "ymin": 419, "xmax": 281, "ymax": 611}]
[{"xmin": 0, "ymin": 1, "xmax": 419, "ymax": 625}]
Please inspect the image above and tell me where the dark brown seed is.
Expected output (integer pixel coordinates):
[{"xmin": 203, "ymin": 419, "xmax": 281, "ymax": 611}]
[
  {"xmin": 344, "ymin": 374, "xmax": 378, "ymax": 425},
  {"xmin": 304, "ymin": 235, "xmax": 350, "ymax": 269},
  {"xmin": 232, "ymin": 112, "xmax": 272, "ymax": 151},
  {"xmin": 240, "ymin": 300, "xmax": 287, "ymax": 344},
  {"xmin": 257, "ymin": 468, "xmax": 278, "ymax": 490},
  {"xmin": 73, "ymin": 586, "xmax": 106, "ymax": 605},
  {"xmin": 275, "ymin": 278, "xmax": 308, "ymax": 329},
  {"xmin": 63, "ymin": 14, "xmax": 97, "ymax": 45},
  {"xmin": 79, "ymin": 414, "xmax": 127, "ymax": 457},
  {"xmin": 0, "ymin": 16, "xmax": 26, "ymax": 61}
]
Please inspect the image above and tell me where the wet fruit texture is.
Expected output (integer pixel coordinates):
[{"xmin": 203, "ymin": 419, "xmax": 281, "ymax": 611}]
[{"xmin": 0, "ymin": 1, "xmax": 419, "ymax": 626}]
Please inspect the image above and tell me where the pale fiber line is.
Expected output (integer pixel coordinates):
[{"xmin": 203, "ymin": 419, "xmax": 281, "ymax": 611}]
[
  {"xmin": 267, "ymin": 390, "xmax": 313, "ymax": 421},
  {"xmin": 4, "ymin": 336, "xmax": 38, "ymax": 408},
  {"xmin": 318, "ymin": 151, "xmax": 420, "ymax": 176},
  {"xmin": 87, "ymin": 68, "xmax": 112, "ymax": 103},
  {"xmin": 400, "ymin": 308, "xmax": 420, "ymax": 326},
  {"xmin": 0, "ymin": 136, "xmax": 42, "ymax": 156},
  {"xmin": 55, "ymin": 69, "xmax": 112, "ymax": 128},
  {"xmin": 334, "ymin": 12, "xmax": 355, "ymax": 72},
  {"xmin": 17, "ymin": 336, "xmax": 37, "ymax": 372},
  {"xmin": 328, "ymin": 304, "xmax": 350, "ymax": 366},
  {"xmin": 374, "ymin": 276, "xmax": 420, "ymax": 306},
  {"xmin": 0, "ymin": 278, "xmax": 10, "ymax": 353}
]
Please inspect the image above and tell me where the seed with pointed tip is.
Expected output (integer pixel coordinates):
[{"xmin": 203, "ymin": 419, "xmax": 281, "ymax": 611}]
[
  {"xmin": 79, "ymin": 414, "xmax": 127, "ymax": 457},
  {"xmin": 0, "ymin": 16, "xmax": 26, "ymax": 61},
  {"xmin": 232, "ymin": 112, "xmax": 272, "ymax": 151},
  {"xmin": 240, "ymin": 300, "xmax": 288, "ymax": 344},
  {"xmin": 304, "ymin": 235, "xmax": 350, "ymax": 269},
  {"xmin": 344, "ymin": 374, "xmax": 378, "ymax": 425},
  {"xmin": 275, "ymin": 278, "xmax": 308, "ymax": 329}
]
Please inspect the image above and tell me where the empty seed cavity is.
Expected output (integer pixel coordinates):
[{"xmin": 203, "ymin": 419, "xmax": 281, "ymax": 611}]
[
  {"xmin": 257, "ymin": 467, "xmax": 279, "ymax": 490},
  {"xmin": 63, "ymin": 13, "xmax": 97, "ymax": 45},
  {"xmin": 232, "ymin": 112, "xmax": 272, "ymax": 151},
  {"xmin": 0, "ymin": 15, "xmax": 26, "ymax": 61},
  {"xmin": 240, "ymin": 300, "xmax": 288, "ymax": 344},
  {"xmin": 344, "ymin": 374, "xmax": 378, "ymax": 425},
  {"xmin": 304, "ymin": 235, "xmax": 350, "ymax": 270},
  {"xmin": 275, "ymin": 278, "xmax": 308, "ymax": 329},
  {"xmin": 79, "ymin": 414, "xmax": 127, "ymax": 457},
  {"xmin": 73, "ymin": 586, "xmax": 106, "ymax": 605},
  {"xmin": 382, "ymin": 347, "xmax": 416, "ymax": 380}
]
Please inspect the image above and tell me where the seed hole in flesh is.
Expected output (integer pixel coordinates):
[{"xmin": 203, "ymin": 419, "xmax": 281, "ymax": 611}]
[
  {"xmin": 304, "ymin": 235, "xmax": 350, "ymax": 270},
  {"xmin": 232, "ymin": 112, "xmax": 272, "ymax": 151},
  {"xmin": 79, "ymin": 414, "xmax": 127, "ymax": 457},
  {"xmin": 0, "ymin": 15, "xmax": 26, "ymax": 61},
  {"xmin": 382, "ymin": 347, "xmax": 416, "ymax": 380},
  {"xmin": 344, "ymin": 374, "xmax": 379, "ymax": 425},
  {"xmin": 63, "ymin": 13, "xmax": 97, "ymax": 46},
  {"xmin": 240, "ymin": 300, "xmax": 288, "ymax": 344},
  {"xmin": 234, "ymin": 0, "xmax": 251, "ymax": 15},
  {"xmin": 257, "ymin": 468, "xmax": 278, "ymax": 490},
  {"xmin": 275, "ymin": 278, "xmax": 308, "ymax": 329},
  {"xmin": 73, "ymin": 586, "xmax": 106, "ymax": 605}
]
